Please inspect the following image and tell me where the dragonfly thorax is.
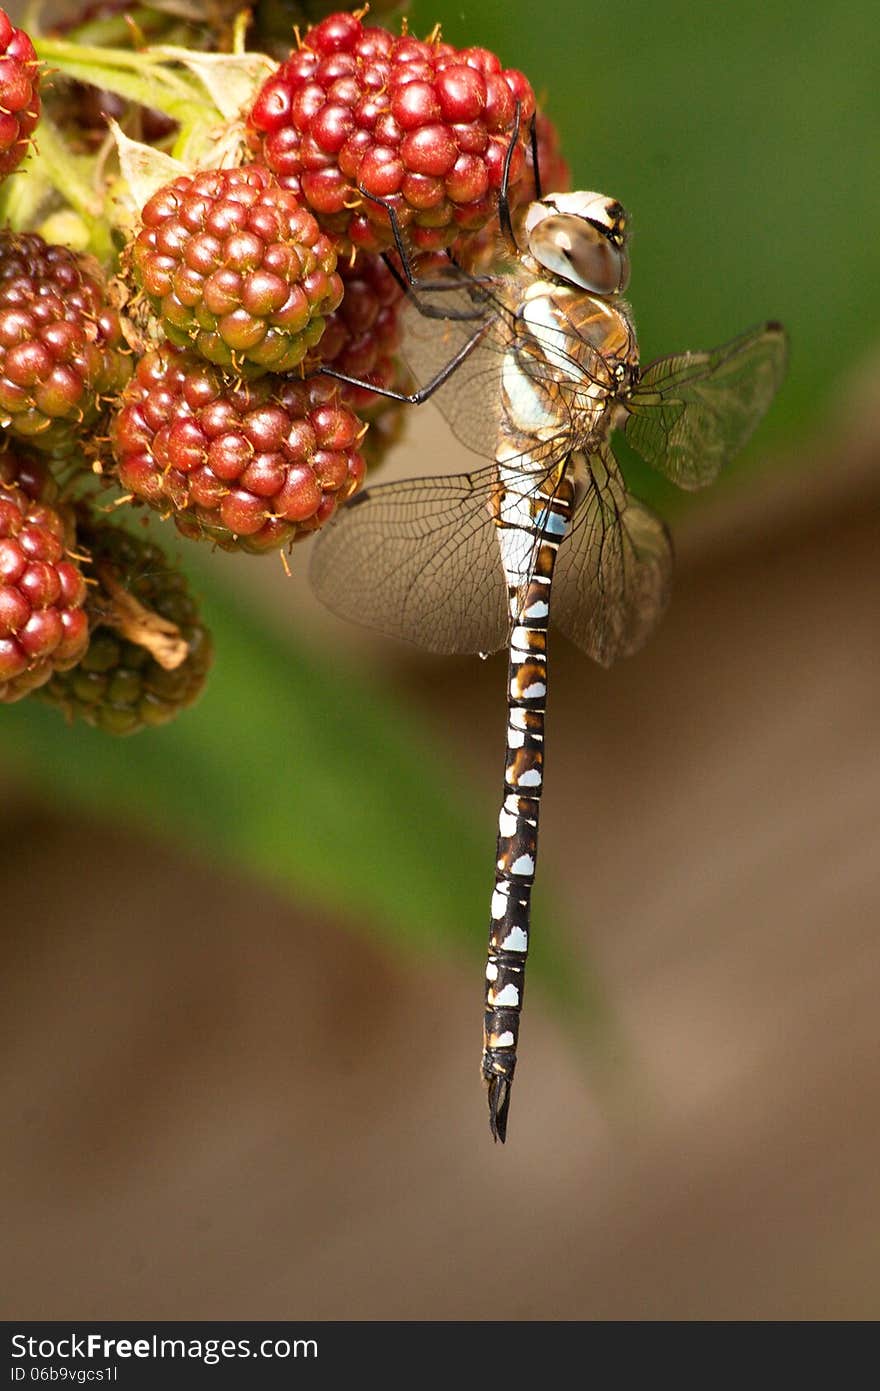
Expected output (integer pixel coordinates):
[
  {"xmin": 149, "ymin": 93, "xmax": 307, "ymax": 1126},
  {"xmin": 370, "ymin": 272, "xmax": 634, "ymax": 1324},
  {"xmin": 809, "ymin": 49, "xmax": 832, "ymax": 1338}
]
[
  {"xmin": 522, "ymin": 191, "xmax": 631, "ymax": 296},
  {"xmin": 496, "ymin": 280, "xmax": 638, "ymax": 462}
]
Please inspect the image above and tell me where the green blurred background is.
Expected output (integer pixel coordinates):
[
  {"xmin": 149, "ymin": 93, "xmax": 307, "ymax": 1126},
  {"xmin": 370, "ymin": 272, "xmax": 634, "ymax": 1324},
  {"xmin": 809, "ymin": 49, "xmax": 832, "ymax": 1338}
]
[{"xmin": 2, "ymin": 0, "xmax": 880, "ymax": 1320}]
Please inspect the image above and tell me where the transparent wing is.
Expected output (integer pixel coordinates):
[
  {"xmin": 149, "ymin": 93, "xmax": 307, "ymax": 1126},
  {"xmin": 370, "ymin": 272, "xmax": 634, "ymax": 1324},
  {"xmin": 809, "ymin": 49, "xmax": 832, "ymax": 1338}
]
[
  {"xmin": 399, "ymin": 261, "xmax": 582, "ymax": 463},
  {"xmin": 553, "ymin": 446, "xmax": 673, "ymax": 666},
  {"xmin": 623, "ymin": 321, "xmax": 788, "ymax": 489},
  {"xmin": 310, "ymin": 458, "xmax": 555, "ymax": 655},
  {"xmin": 398, "ymin": 265, "xmax": 514, "ymax": 462}
]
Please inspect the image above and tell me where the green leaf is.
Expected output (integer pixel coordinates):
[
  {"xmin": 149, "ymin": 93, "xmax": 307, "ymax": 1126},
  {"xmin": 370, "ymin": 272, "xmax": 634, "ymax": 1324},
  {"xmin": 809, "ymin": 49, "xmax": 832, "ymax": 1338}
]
[{"xmin": 0, "ymin": 562, "xmax": 588, "ymax": 1022}]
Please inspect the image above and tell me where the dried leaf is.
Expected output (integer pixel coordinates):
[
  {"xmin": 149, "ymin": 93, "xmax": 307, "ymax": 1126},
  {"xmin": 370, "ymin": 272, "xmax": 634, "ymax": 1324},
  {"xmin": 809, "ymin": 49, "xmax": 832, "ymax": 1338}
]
[
  {"xmin": 109, "ymin": 120, "xmax": 188, "ymax": 212},
  {"xmin": 153, "ymin": 48, "xmax": 278, "ymax": 122}
]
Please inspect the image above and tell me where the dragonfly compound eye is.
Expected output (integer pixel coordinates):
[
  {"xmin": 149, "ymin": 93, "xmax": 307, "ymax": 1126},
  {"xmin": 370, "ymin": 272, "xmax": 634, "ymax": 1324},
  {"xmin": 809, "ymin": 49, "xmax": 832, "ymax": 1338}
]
[
  {"xmin": 526, "ymin": 214, "xmax": 630, "ymax": 294},
  {"xmin": 523, "ymin": 192, "xmax": 631, "ymax": 295}
]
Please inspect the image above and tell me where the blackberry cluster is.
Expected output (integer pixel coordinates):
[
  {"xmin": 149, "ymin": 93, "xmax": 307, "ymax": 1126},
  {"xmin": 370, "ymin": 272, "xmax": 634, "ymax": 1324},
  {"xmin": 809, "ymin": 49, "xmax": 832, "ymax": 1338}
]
[
  {"xmin": 129, "ymin": 165, "xmax": 343, "ymax": 374},
  {"xmin": 0, "ymin": 232, "xmax": 131, "ymax": 455},
  {"xmin": 0, "ymin": 451, "xmax": 89, "ymax": 703},
  {"xmin": 111, "ymin": 346, "xmax": 365, "ymax": 552},
  {"xmin": 2, "ymin": 6, "xmax": 551, "ymax": 732}
]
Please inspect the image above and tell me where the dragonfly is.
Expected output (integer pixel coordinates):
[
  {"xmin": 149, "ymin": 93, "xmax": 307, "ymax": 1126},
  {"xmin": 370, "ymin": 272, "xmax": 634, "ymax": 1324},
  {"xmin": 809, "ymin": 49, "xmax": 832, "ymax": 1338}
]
[{"xmin": 309, "ymin": 143, "xmax": 787, "ymax": 1142}]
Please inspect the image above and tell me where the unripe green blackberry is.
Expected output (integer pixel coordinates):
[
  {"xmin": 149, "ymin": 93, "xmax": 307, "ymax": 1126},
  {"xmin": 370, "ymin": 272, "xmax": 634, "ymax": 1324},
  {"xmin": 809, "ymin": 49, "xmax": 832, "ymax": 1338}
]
[
  {"xmin": 0, "ymin": 8, "xmax": 41, "ymax": 180},
  {"xmin": 40, "ymin": 518, "xmax": 212, "ymax": 735},
  {"xmin": 0, "ymin": 450, "xmax": 89, "ymax": 703},
  {"xmin": 129, "ymin": 164, "xmax": 343, "ymax": 375},
  {"xmin": 0, "ymin": 232, "xmax": 132, "ymax": 455},
  {"xmin": 110, "ymin": 345, "xmax": 366, "ymax": 552},
  {"xmin": 247, "ymin": 11, "xmax": 535, "ymax": 255}
]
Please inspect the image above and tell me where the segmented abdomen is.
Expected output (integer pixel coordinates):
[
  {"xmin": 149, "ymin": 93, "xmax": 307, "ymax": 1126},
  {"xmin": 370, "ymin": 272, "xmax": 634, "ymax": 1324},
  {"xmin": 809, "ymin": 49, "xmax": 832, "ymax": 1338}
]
[{"xmin": 482, "ymin": 466, "xmax": 574, "ymax": 1140}]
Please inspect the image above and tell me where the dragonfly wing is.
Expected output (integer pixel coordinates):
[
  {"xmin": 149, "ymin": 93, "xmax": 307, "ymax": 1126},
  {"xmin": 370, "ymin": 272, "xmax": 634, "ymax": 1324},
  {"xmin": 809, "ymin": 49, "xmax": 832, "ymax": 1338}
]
[
  {"xmin": 623, "ymin": 321, "xmax": 788, "ymax": 489},
  {"xmin": 552, "ymin": 446, "xmax": 673, "ymax": 667},
  {"xmin": 310, "ymin": 464, "xmax": 513, "ymax": 655},
  {"xmin": 399, "ymin": 264, "xmax": 517, "ymax": 463}
]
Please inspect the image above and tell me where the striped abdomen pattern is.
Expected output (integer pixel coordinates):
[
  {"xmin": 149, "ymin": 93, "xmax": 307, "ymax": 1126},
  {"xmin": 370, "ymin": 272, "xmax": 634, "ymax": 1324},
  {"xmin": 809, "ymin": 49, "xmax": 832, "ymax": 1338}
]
[{"xmin": 483, "ymin": 467, "xmax": 575, "ymax": 1141}]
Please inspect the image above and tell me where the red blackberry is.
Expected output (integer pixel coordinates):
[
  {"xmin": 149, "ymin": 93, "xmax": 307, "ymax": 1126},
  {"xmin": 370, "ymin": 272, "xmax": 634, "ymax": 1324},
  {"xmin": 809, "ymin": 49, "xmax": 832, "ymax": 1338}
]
[
  {"xmin": 0, "ymin": 451, "xmax": 89, "ymax": 703},
  {"xmin": 0, "ymin": 232, "xmax": 132, "ymax": 455},
  {"xmin": 455, "ymin": 109, "xmax": 571, "ymax": 272},
  {"xmin": 254, "ymin": 1, "xmax": 412, "ymax": 60},
  {"xmin": 247, "ymin": 11, "xmax": 535, "ymax": 255},
  {"xmin": 110, "ymin": 345, "xmax": 366, "ymax": 552},
  {"xmin": 309, "ymin": 252, "xmax": 405, "ymax": 406},
  {"xmin": 307, "ymin": 252, "xmax": 409, "ymax": 469},
  {"xmin": 129, "ymin": 165, "xmax": 343, "ymax": 375},
  {"xmin": 40, "ymin": 519, "xmax": 212, "ymax": 735},
  {"xmin": 0, "ymin": 8, "xmax": 40, "ymax": 180},
  {"xmin": 0, "ymin": 447, "xmax": 56, "ymax": 504}
]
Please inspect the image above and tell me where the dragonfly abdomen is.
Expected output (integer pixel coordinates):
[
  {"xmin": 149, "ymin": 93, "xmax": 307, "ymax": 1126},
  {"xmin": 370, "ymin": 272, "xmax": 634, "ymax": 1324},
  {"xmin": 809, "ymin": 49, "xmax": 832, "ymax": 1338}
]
[{"xmin": 483, "ymin": 474, "xmax": 574, "ymax": 1141}]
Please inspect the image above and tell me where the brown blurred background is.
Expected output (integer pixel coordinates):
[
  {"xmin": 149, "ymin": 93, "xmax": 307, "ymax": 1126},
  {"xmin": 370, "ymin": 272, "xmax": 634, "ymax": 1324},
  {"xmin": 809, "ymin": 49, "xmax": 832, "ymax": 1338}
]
[{"xmin": 2, "ymin": 376, "xmax": 879, "ymax": 1318}]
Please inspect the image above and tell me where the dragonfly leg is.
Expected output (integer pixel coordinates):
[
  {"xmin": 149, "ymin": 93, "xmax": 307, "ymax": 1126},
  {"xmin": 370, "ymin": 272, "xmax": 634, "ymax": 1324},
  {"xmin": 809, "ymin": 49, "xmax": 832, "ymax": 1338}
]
[
  {"xmin": 312, "ymin": 317, "xmax": 493, "ymax": 405},
  {"xmin": 380, "ymin": 248, "xmax": 493, "ymax": 309},
  {"xmin": 496, "ymin": 100, "xmax": 522, "ymax": 248},
  {"xmin": 367, "ymin": 101, "xmax": 525, "ymax": 264},
  {"xmin": 355, "ymin": 186, "xmax": 495, "ymax": 303},
  {"xmin": 529, "ymin": 110, "xmax": 542, "ymax": 202},
  {"xmin": 387, "ymin": 257, "xmax": 495, "ymax": 322}
]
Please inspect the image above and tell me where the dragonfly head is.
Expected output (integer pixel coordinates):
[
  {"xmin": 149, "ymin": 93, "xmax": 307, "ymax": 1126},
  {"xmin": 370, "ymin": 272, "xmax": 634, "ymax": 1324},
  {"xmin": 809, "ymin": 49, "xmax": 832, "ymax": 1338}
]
[{"xmin": 522, "ymin": 191, "xmax": 631, "ymax": 295}]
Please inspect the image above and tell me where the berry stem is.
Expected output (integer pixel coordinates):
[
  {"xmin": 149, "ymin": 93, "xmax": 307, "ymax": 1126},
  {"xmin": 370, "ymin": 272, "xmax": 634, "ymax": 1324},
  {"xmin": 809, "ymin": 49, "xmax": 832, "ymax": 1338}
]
[
  {"xmin": 23, "ymin": 111, "xmax": 115, "ymax": 263},
  {"xmin": 50, "ymin": 5, "xmax": 179, "ymax": 50},
  {"xmin": 97, "ymin": 563, "xmax": 189, "ymax": 671},
  {"xmin": 33, "ymin": 36, "xmax": 206, "ymax": 121}
]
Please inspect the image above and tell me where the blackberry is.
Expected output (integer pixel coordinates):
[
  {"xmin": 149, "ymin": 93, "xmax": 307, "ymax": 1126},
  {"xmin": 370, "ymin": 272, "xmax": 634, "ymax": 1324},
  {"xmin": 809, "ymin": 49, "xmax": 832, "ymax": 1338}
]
[
  {"xmin": 40, "ymin": 518, "xmax": 212, "ymax": 735},
  {"xmin": 247, "ymin": 11, "xmax": 535, "ymax": 255},
  {"xmin": 0, "ymin": 450, "xmax": 89, "ymax": 703},
  {"xmin": 110, "ymin": 345, "xmax": 366, "ymax": 552},
  {"xmin": 0, "ymin": 232, "xmax": 132, "ymax": 455},
  {"xmin": 129, "ymin": 164, "xmax": 343, "ymax": 374},
  {"xmin": 0, "ymin": 8, "xmax": 40, "ymax": 180}
]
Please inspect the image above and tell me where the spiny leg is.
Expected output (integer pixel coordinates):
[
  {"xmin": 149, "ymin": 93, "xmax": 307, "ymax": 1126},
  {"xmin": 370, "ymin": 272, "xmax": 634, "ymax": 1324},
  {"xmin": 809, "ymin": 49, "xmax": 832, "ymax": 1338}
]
[
  {"xmin": 379, "ymin": 243, "xmax": 495, "ymax": 320},
  {"xmin": 356, "ymin": 188, "xmax": 486, "ymax": 320},
  {"xmin": 311, "ymin": 316, "xmax": 493, "ymax": 405},
  {"xmin": 529, "ymin": 111, "xmax": 542, "ymax": 201},
  {"xmin": 496, "ymin": 99, "xmax": 522, "ymax": 247},
  {"xmin": 367, "ymin": 99, "xmax": 526, "ymax": 317}
]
